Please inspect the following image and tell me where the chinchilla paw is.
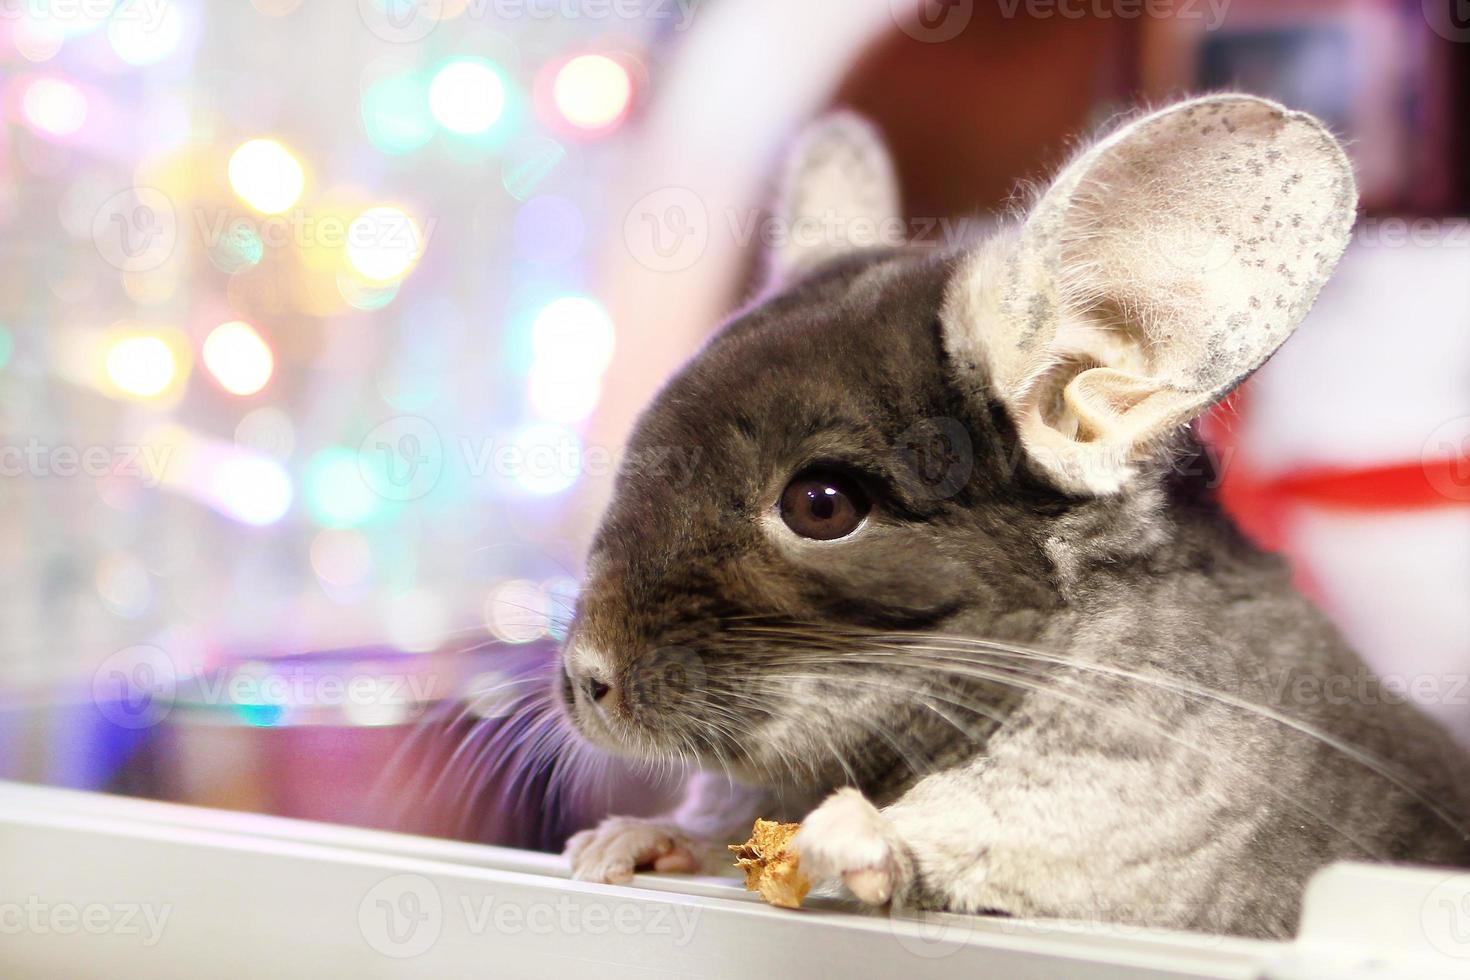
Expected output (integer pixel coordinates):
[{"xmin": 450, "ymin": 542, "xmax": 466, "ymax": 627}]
[
  {"xmin": 795, "ymin": 788, "xmax": 905, "ymax": 905},
  {"xmin": 564, "ymin": 816, "xmax": 700, "ymax": 884}
]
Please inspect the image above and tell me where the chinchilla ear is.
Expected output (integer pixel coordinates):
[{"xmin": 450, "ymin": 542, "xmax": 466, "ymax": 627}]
[
  {"xmin": 943, "ymin": 94, "xmax": 1357, "ymax": 495},
  {"xmin": 769, "ymin": 112, "xmax": 902, "ymax": 281}
]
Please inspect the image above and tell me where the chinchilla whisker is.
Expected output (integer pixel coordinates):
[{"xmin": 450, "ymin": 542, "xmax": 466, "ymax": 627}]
[
  {"xmin": 879, "ymin": 639, "xmax": 1469, "ymax": 839},
  {"xmin": 726, "ymin": 622, "xmax": 1467, "ymax": 839},
  {"xmin": 742, "ymin": 671, "xmax": 999, "ymax": 780},
  {"xmin": 758, "ymin": 655, "xmax": 1389, "ymax": 857}
]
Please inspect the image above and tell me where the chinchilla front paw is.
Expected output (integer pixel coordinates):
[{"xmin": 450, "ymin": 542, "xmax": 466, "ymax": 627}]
[
  {"xmin": 795, "ymin": 787, "xmax": 909, "ymax": 906},
  {"xmin": 564, "ymin": 816, "xmax": 701, "ymax": 884}
]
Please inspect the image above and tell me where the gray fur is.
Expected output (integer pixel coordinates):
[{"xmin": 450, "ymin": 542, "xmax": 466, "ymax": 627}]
[{"xmin": 557, "ymin": 100, "xmax": 1470, "ymax": 939}]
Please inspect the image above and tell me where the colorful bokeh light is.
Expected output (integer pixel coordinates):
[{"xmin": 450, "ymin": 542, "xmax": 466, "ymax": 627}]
[
  {"xmin": 228, "ymin": 138, "xmax": 305, "ymax": 214},
  {"xmin": 509, "ymin": 423, "xmax": 580, "ymax": 495},
  {"xmin": 22, "ymin": 78, "xmax": 87, "ymax": 136},
  {"xmin": 306, "ymin": 446, "xmax": 382, "ymax": 527},
  {"xmin": 108, "ymin": 1, "xmax": 187, "ymax": 66},
  {"xmin": 528, "ymin": 368, "xmax": 601, "ymax": 424},
  {"xmin": 552, "ymin": 55, "xmax": 631, "ymax": 133},
  {"xmin": 483, "ymin": 578, "xmax": 551, "ymax": 643},
  {"xmin": 428, "ymin": 57, "xmax": 506, "ymax": 135},
  {"xmin": 105, "ymin": 335, "xmax": 176, "ymax": 398},
  {"xmin": 531, "ymin": 296, "xmax": 615, "ymax": 377},
  {"xmin": 202, "ymin": 320, "xmax": 274, "ymax": 396},
  {"xmin": 361, "ymin": 72, "xmax": 435, "ymax": 155},
  {"xmin": 346, "ymin": 206, "xmax": 424, "ymax": 282},
  {"xmin": 211, "ymin": 453, "xmax": 293, "ymax": 526}
]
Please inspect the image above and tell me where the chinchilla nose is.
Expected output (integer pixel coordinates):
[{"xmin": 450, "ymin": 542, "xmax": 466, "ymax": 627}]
[
  {"xmin": 562, "ymin": 637, "xmax": 617, "ymax": 709},
  {"xmin": 581, "ymin": 674, "xmax": 611, "ymax": 703}
]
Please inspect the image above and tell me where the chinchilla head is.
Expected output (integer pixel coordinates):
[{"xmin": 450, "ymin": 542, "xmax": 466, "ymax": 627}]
[{"xmin": 558, "ymin": 95, "xmax": 1357, "ymax": 791}]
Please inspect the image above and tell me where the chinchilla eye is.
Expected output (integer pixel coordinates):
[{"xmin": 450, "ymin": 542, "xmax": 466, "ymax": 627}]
[{"xmin": 778, "ymin": 469, "xmax": 870, "ymax": 541}]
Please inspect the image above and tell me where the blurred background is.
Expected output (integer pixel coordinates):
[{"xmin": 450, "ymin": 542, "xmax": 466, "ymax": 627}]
[{"xmin": 0, "ymin": 0, "xmax": 1465, "ymax": 851}]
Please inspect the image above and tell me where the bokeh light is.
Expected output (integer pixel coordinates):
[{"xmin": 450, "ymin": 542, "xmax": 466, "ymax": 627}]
[
  {"xmin": 108, "ymin": 1, "xmax": 187, "ymax": 66},
  {"xmin": 306, "ymin": 446, "xmax": 381, "ymax": 528},
  {"xmin": 428, "ymin": 57, "xmax": 506, "ymax": 135},
  {"xmin": 552, "ymin": 55, "xmax": 631, "ymax": 133},
  {"xmin": 13, "ymin": 19, "xmax": 65, "ymax": 62},
  {"xmin": 361, "ymin": 72, "xmax": 435, "ymax": 155},
  {"xmin": 234, "ymin": 406, "xmax": 296, "ymax": 460},
  {"xmin": 212, "ymin": 453, "xmax": 293, "ymax": 526},
  {"xmin": 228, "ymin": 138, "xmax": 305, "ymax": 214},
  {"xmin": 483, "ymin": 579, "xmax": 550, "ymax": 643},
  {"xmin": 310, "ymin": 528, "xmax": 373, "ymax": 590},
  {"xmin": 105, "ymin": 335, "xmax": 176, "ymax": 398},
  {"xmin": 202, "ymin": 320, "xmax": 274, "ymax": 396},
  {"xmin": 147, "ymin": 424, "xmax": 294, "ymax": 526},
  {"xmin": 206, "ymin": 222, "xmax": 265, "ymax": 274},
  {"xmin": 531, "ymin": 296, "xmax": 615, "ymax": 377},
  {"xmin": 528, "ymin": 368, "xmax": 601, "ymax": 424},
  {"xmin": 346, "ymin": 206, "xmax": 424, "ymax": 282},
  {"xmin": 22, "ymin": 78, "xmax": 88, "ymax": 137},
  {"xmin": 509, "ymin": 423, "xmax": 580, "ymax": 495}
]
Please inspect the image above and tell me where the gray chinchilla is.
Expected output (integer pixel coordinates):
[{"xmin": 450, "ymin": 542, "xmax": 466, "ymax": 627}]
[{"xmin": 556, "ymin": 94, "xmax": 1470, "ymax": 938}]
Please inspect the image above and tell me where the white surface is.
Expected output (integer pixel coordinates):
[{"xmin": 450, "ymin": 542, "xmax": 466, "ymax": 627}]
[{"xmin": 1, "ymin": 782, "xmax": 1468, "ymax": 978}]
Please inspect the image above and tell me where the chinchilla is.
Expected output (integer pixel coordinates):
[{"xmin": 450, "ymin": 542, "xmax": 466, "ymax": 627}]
[{"xmin": 554, "ymin": 94, "xmax": 1470, "ymax": 938}]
